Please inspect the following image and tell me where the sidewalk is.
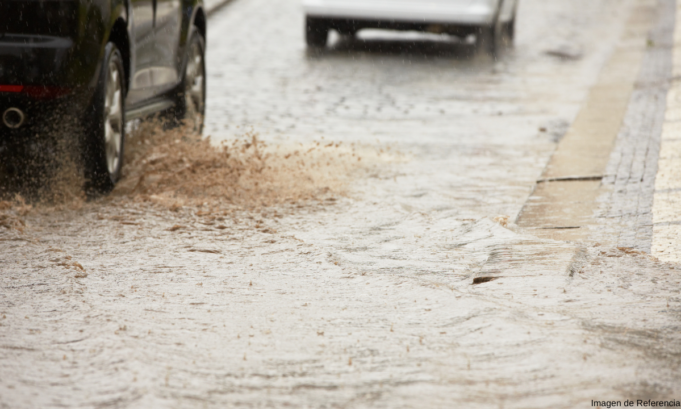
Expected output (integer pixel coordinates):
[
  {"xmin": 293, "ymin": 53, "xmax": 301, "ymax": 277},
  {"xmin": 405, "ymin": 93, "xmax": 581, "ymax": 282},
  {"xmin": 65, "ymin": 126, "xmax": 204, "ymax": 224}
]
[
  {"xmin": 517, "ymin": 0, "xmax": 681, "ymax": 258},
  {"xmin": 516, "ymin": 0, "xmax": 663, "ymax": 244},
  {"xmin": 652, "ymin": 1, "xmax": 681, "ymax": 263}
]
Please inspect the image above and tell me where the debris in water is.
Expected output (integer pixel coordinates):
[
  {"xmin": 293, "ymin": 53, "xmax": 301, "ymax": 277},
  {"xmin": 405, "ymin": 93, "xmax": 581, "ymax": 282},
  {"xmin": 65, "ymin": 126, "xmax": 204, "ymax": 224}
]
[
  {"xmin": 493, "ymin": 215, "xmax": 510, "ymax": 227},
  {"xmin": 188, "ymin": 248, "xmax": 220, "ymax": 254},
  {"xmin": 544, "ymin": 45, "xmax": 583, "ymax": 61},
  {"xmin": 472, "ymin": 277, "xmax": 498, "ymax": 285}
]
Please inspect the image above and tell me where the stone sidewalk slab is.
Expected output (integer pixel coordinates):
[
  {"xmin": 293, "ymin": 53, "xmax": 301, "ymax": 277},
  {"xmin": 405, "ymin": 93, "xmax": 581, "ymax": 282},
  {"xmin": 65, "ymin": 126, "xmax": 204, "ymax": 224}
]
[
  {"xmin": 517, "ymin": 0, "xmax": 659, "ymax": 242},
  {"xmin": 519, "ymin": 0, "xmax": 678, "ymax": 252}
]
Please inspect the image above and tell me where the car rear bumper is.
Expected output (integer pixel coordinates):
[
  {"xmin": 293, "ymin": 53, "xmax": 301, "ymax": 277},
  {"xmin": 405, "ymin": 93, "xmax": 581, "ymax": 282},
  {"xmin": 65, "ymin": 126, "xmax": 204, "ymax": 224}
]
[
  {"xmin": 0, "ymin": 34, "xmax": 100, "ymax": 134},
  {"xmin": 303, "ymin": 0, "xmax": 499, "ymax": 26},
  {"xmin": 0, "ymin": 34, "xmax": 80, "ymax": 86},
  {"xmin": 0, "ymin": 92, "xmax": 88, "ymax": 137}
]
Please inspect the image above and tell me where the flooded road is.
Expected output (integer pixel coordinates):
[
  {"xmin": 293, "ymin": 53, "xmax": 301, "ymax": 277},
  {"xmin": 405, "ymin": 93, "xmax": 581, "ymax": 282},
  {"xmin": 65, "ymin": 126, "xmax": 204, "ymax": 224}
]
[{"xmin": 1, "ymin": 0, "xmax": 681, "ymax": 407}]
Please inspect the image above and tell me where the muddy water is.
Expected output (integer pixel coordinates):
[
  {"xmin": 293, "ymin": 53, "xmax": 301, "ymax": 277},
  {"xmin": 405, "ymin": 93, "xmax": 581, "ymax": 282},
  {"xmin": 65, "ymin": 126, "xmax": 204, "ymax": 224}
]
[
  {"xmin": 1, "ymin": 0, "xmax": 681, "ymax": 407},
  {"xmin": 113, "ymin": 121, "xmax": 385, "ymax": 209}
]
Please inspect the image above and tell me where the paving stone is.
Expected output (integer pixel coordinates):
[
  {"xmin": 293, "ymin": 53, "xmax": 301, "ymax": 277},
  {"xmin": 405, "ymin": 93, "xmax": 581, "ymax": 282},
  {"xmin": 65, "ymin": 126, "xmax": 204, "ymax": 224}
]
[{"xmin": 594, "ymin": 0, "xmax": 675, "ymax": 251}]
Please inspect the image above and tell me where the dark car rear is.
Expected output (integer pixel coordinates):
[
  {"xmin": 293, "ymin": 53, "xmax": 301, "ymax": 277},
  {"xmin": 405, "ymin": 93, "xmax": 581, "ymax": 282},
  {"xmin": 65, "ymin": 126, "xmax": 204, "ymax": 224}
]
[{"xmin": 0, "ymin": 0, "xmax": 207, "ymax": 193}]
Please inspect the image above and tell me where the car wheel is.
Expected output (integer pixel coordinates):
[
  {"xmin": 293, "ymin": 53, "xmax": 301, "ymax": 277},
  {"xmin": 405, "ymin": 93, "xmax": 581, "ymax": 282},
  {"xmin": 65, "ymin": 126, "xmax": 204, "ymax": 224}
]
[
  {"xmin": 306, "ymin": 16, "xmax": 329, "ymax": 48},
  {"xmin": 338, "ymin": 30, "xmax": 357, "ymax": 43},
  {"xmin": 84, "ymin": 42, "xmax": 126, "ymax": 194},
  {"xmin": 504, "ymin": 8, "xmax": 516, "ymax": 46},
  {"xmin": 476, "ymin": 13, "xmax": 503, "ymax": 57},
  {"xmin": 172, "ymin": 27, "xmax": 206, "ymax": 134}
]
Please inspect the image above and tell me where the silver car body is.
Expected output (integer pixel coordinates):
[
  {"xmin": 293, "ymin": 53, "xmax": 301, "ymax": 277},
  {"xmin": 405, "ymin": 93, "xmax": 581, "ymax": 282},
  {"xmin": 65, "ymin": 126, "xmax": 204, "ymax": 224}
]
[{"xmin": 302, "ymin": 0, "xmax": 518, "ymax": 26}]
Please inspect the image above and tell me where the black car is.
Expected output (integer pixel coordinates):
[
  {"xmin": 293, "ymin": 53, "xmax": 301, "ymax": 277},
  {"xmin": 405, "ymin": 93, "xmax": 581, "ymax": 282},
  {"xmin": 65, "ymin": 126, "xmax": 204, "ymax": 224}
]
[{"xmin": 0, "ymin": 0, "xmax": 207, "ymax": 192}]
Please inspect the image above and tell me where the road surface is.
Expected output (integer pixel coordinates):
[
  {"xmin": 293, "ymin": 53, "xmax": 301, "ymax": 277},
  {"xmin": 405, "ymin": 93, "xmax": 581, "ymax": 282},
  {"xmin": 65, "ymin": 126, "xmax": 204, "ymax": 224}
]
[{"xmin": 1, "ymin": 0, "xmax": 680, "ymax": 407}]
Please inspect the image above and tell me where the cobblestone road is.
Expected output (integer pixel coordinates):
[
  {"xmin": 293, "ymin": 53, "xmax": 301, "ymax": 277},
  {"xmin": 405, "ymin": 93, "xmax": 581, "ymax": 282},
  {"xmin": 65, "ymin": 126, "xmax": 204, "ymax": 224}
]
[{"xmin": 1, "ymin": 0, "xmax": 681, "ymax": 407}]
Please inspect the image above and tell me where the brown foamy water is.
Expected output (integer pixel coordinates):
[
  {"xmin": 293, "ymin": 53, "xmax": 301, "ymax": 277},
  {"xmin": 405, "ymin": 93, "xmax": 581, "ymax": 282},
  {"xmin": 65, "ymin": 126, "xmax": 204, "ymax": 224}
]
[
  {"xmin": 0, "ymin": 120, "xmax": 399, "ymax": 234},
  {"xmin": 0, "ymin": 119, "xmax": 402, "ymax": 274},
  {"xmin": 112, "ymin": 121, "xmax": 387, "ymax": 211}
]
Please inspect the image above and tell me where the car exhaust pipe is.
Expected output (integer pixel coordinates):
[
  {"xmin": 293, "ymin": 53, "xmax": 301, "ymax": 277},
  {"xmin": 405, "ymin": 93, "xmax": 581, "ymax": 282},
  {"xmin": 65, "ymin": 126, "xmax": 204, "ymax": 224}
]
[{"xmin": 3, "ymin": 108, "xmax": 26, "ymax": 129}]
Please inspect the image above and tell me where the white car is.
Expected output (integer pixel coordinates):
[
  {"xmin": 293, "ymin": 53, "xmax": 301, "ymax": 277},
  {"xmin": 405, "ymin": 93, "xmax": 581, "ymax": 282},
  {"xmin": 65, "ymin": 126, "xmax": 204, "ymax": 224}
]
[{"xmin": 303, "ymin": 0, "xmax": 518, "ymax": 55}]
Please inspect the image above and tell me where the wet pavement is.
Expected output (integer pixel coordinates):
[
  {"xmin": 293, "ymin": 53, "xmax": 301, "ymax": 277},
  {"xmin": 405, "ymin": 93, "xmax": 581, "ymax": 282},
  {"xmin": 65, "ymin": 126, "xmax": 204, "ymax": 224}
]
[{"xmin": 1, "ymin": 0, "xmax": 681, "ymax": 407}]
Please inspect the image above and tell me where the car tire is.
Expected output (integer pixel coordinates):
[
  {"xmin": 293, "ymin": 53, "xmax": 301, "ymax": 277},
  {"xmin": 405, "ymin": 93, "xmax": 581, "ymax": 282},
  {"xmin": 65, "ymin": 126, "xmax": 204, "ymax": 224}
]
[
  {"xmin": 306, "ymin": 16, "xmax": 329, "ymax": 48},
  {"xmin": 504, "ymin": 8, "xmax": 516, "ymax": 46},
  {"xmin": 84, "ymin": 42, "xmax": 126, "ymax": 194},
  {"xmin": 338, "ymin": 30, "xmax": 357, "ymax": 43},
  {"xmin": 476, "ymin": 11, "xmax": 503, "ymax": 57},
  {"xmin": 170, "ymin": 27, "xmax": 206, "ymax": 134}
]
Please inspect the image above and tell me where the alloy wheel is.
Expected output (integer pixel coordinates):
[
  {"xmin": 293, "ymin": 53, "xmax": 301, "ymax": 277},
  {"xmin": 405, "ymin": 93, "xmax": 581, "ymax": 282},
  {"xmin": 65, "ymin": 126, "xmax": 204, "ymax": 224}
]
[
  {"xmin": 184, "ymin": 39, "xmax": 205, "ymax": 132},
  {"xmin": 104, "ymin": 58, "xmax": 123, "ymax": 176}
]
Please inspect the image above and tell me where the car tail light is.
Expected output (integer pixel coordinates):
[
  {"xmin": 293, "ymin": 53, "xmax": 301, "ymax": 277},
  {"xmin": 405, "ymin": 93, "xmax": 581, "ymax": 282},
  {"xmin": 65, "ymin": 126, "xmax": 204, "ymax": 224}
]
[
  {"xmin": 0, "ymin": 85, "xmax": 71, "ymax": 100},
  {"xmin": 0, "ymin": 85, "xmax": 24, "ymax": 93}
]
